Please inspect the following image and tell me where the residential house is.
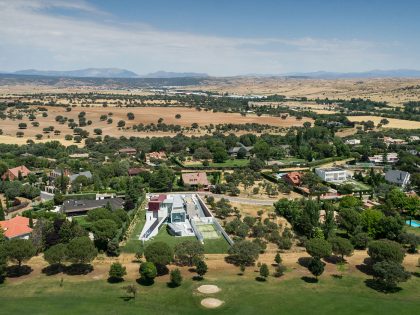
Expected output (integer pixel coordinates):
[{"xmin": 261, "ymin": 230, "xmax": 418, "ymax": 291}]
[
  {"xmin": 128, "ymin": 167, "xmax": 147, "ymax": 176},
  {"xmin": 315, "ymin": 168, "xmax": 348, "ymax": 183},
  {"xmin": 181, "ymin": 172, "xmax": 210, "ymax": 190},
  {"xmin": 1, "ymin": 165, "xmax": 31, "ymax": 181},
  {"xmin": 368, "ymin": 152, "xmax": 398, "ymax": 164},
  {"xmin": 385, "ymin": 170, "xmax": 411, "ymax": 187},
  {"xmin": 283, "ymin": 172, "xmax": 303, "ymax": 186},
  {"xmin": 50, "ymin": 169, "xmax": 92, "ymax": 183},
  {"xmin": 383, "ymin": 137, "xmax": 407, "ymax": 145},
  {"xmin": 0, "ymin": 216, "xmax": 32, "ymax": 239},
  {"xmin": 146, "ymin": 151, "xmax": 167, "ymax": 163},
  {"xmin": 62, "ymin": 197, "xmax": 124, "ymax": 216},
  {"xmin": 118, "ymin": 147, "xmax": 137, "ymax": 156},
  {"xmin": 69, "ymin": 153, "xmax": 89, "ymax": 158},
  {"xmin": 345, "ymin": 139, "xmax": 361, "ymax": 145},
  {"xmin": 228, "ymin": 143, "xmax": 253, "ymax": 158}
]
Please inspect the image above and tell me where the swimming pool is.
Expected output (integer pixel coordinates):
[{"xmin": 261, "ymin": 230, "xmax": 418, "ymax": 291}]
[{"xmin": 406, "ymin": 220, "xmax": 420, "ymax": 228}]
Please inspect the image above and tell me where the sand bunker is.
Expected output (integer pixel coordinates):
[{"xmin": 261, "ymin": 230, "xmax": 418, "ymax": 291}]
[
  {"xmin": 201, "ymin": 298, "xmax": 224, "ymax": 309},
  {"xmin": 197, "ymin": 285, "xmax": 221, "ymax": 294}
]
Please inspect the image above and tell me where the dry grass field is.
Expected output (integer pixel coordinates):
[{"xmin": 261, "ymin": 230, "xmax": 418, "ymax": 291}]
[
  {"xmin": 0, "ymin": 106, "xmax": 312, "ymax": 145},
  {"xmin": 347, "ymin": 116, "xmax": 420, "ymax": 129},
  {"xmin": 187, "ymin": 78, "xmax": 420, "ymax": 106}
]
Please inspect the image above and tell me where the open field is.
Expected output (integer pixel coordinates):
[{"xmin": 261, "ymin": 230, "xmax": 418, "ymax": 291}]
[
  {"xmin": 347, "ymin": 116, "xmax": 420, "ymax": 129},
  {"xmin": 0, "ymin": 250, "xmax": 418, "ymax": 315},
  {"xmin": 0, "ymin": 106, "xmax": 311, "ymax": 145},
  {"xmin": 187, "ymin": 78, "xmax": 420, "ymax": 106}
]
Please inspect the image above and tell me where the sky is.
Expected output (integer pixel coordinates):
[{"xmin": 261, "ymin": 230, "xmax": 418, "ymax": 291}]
[{"xmin": 0, "ymin": 0, "xmax": 419, "ymax": 76}]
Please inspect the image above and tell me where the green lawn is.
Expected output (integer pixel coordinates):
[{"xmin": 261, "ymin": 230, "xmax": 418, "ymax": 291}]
[
  {"xmin": 124, "ymin": 226, "xmax": 230, "ymax": 254},
  {"xmin": 186, "ymin": 159, "xmax": 250, "ymax": 168},
  {"xmin": 341, "ymin": 180, "xmax": 372, "ymax": 192},
  {"xmin": 72, "ymin": 216, "xmax": 92, "ymax": 229},
  {"xmin": 0, "ymin": 274, "xmax": 418, "ymax": 315}
]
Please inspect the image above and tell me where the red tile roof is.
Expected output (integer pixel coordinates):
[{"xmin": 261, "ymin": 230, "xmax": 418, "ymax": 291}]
[
  {"xmin": 284, "ymin": 172, "xmax": 302, "ymax": 185},
  {"xmin": 0, "ymin": 216, "xmax": 32, "ymax": 239},
  {"xmin": 2, "ymin": 165, "xmax": 31, "ymax": 180}
]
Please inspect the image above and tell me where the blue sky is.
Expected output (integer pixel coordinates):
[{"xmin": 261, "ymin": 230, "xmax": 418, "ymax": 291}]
[{"xmin": 0, "ymin": 0, "xmax": 419, "ymax": 75}]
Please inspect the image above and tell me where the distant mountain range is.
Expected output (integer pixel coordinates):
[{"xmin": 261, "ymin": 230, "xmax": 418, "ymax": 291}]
[
  {"xmin": 278, "ymin": 69, "xmax": 420, "ymax": 79},
  {"xmin": 142, "ymin": 71, "xmax": 209, "ymax": 78},
  {"xmin": 5, "ymin": 68, "xmax": 210, "ymax": 79},
  {"xmin": 2, "ymin": 68, "xmax": 420, "ymax": 79},
  {"xmin": 13, "ymin": 68, "xmax": 139, "ymax": 78}
]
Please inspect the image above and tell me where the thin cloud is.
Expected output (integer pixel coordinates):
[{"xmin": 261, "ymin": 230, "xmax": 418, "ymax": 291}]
[{"xmin": 0, "ymin": 0, "xmax": 399, "ymax": 75}]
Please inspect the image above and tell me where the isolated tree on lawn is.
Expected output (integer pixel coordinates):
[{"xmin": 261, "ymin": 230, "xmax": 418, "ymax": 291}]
[
  {"xmin": 108, "ymin": 262, "xmax": 127, "ymax": 283},
  {"xmin": 195, "ymin": 259, "xmax": 208, "ymax": 279},
  {"xmin": 259, "ymin": 263, "xmax": 269, "ymax": 281},
  {"xmin": 170, "ymin": 268, "xmax": 183, "ymax": 287},
  {"xmin": 140, "ymin": 261, "xmax": 157, "ymax": 283},
  {"xmin": 308, "ymin": 258, "xmax": 325, "ymax": 281}
]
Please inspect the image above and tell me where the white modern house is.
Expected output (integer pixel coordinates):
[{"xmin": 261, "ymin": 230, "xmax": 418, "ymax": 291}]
[
  {"xmin": 139, "ymin": 194, "xmax": 233, "ymax": 245},
  {"xmin": 368, "ymin": 152, "xmax": 398, "ymax": 164},
  {"xmin": 345, "ymin": 139, "xmax": 361, "ymax": 145},
  {"xmin": 315, "ymin": 167, "xmax": 348, "ymax": 183}
]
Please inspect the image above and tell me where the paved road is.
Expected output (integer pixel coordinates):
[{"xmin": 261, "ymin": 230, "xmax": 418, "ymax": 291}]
[{"xmin": 177, "ymin": 191, "xmax": 276, "ymax": 206}]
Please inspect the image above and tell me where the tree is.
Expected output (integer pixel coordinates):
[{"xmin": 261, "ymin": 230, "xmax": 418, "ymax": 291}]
[
  {"xmin": 174, "ymin": 240, "xmax": 204, "ymax": 266},
  {"xmin": 66, "ymin": 237, "xmax": 98, "ymax": 264},
  {"xmin": 117, "ymin": 120, "xmax": 126, "ymax": 128},
  {"xmin": 274, "ymin": 253, "xmax": 282, "ymax": 265},
  {"xmin": 330, "ymin": 237, "xmax": 354, "ymax": 261},
  {"xmin": 4, "ymin": 239, "xmax": 36, "ymax": 267},
  {"xmin": 127, "ymin": 112, "xmax": 135, "ymax": 120},
  {"xmin": 368, "ymin": 240, "xmax": 405, "ymax": 264},
  {"xmin": 195, "ymin": 259, "xmax": 208, "ymax": 279},
  {"xmin": 108, "ymin": 262, "xmax": 127, "ymax": 282},
  {"xmin": 338, "ymin": 208, "xmax": 361, "ymax": 235},
  {"xmin": 360, "ymin": 209, "xmax": 384, "ymax": 238},
  {"xmin": 0, "ymin": 200, "xmax": 4, "ymax": 221},
  {"xmin": 305, "ymin": 238, "xmax": 332, "ymax": 259},
  {"xmin": 144, "ymin": 242, "xmax": 173, "ymax": 275},
  {"xmin": 226, "ymin": 240, "xmax": 260, "ymax": 266},
  {"xmin": 308, "ymin": 258, "xmax": 325, "ymax": 280},
  {"xmin": 139, "ymin": 261, "xmax": 157, "ymax": 282},
  {"xmin": 44, "ymin": 243, "xmax": 67, "ymax": 266},
  {"xmin": 372, "ymin": 261, "xmax": 411, "ymax": 291},
  {"xmin": 169, "ymin": 268, "xmax": 182, "ymax": 287},
  {"xmin": 274, "ymin": 264, "xmax": 287, "ymax": 277},
  {"xmin": 92, "ymin": 219, "xmax": 118, "ymax": 248},
  {"xmin": 351, "ymin": 232, "xmax": 371, "ymax": 249},
  {"xmin": 259, "ymin": 263, "xmax": 269, "ymax": 280}
]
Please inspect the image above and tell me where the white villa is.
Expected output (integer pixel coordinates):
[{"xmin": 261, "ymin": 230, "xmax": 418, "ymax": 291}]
[
  {"xmin": 139, "ymin": 194, "xmax": 231, "ymax": 244},
  {"xmin": 315, "ymin": 167, "xmax": 348, "ymax": 183}
]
